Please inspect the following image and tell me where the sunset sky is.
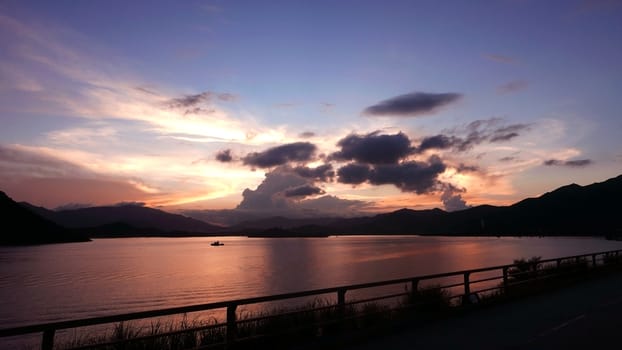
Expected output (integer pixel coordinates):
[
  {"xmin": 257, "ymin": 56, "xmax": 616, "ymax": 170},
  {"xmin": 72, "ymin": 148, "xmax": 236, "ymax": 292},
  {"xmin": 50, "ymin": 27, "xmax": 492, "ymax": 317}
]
[{"xmin": 1, "ymin": 1, "xmax": 621, "ymax": 224}]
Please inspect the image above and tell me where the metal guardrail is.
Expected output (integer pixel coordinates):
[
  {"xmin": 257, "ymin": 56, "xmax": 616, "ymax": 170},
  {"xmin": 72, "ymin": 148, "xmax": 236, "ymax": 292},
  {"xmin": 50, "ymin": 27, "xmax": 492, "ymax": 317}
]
[{"xmin": 2, "ymin": 249, "xmax": 621, "ymax": 349}]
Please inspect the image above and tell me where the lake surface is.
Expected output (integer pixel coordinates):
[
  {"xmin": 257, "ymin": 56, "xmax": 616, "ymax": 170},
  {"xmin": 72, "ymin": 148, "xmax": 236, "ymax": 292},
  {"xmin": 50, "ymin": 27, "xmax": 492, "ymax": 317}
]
[{"xmin": 2, "ymin": 235, "xmax": 622, "ymax": 346}]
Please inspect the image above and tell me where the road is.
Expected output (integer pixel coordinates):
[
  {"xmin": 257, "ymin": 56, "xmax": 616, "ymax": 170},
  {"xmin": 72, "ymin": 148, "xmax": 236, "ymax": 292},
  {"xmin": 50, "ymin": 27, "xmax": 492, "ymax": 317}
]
[{"xmin": 337, "ymin": 271, "xmax": 622, "ymax": 349}]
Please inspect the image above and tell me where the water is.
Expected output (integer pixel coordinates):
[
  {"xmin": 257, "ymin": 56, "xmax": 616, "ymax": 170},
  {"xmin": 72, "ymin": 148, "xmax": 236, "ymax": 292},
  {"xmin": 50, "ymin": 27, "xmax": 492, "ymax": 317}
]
[{"xmin": 1, "ymin": 235, "xmax": 621, "ymax": 346}]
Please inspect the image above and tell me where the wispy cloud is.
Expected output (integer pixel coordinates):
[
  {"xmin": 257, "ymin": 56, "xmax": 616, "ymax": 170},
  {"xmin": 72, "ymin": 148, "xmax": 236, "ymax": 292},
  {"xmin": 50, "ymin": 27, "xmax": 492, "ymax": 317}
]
[
  {"xmin": 543, "ymin": 158, "xmax": 593, "ymax": 167},
  {"xmin": 497, "ymin": 80, "xmax": 528, "ymax": 94},
  {"xmin": 363, "ymin": 92, "xmax": 462, "ymax": 117}
]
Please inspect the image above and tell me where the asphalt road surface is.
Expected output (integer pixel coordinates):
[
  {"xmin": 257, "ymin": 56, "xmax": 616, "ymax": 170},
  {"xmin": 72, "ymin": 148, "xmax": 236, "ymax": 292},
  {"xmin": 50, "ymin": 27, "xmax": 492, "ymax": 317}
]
[{"xmin": 339, "ymin": 271, "xmax": 622, "ymax": 349}]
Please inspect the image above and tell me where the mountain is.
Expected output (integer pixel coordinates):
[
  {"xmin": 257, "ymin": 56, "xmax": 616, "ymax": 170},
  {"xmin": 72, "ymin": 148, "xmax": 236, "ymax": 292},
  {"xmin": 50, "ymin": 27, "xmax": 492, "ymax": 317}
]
[
  {"xmin": 12, "ymin": 174, "xmax": 622, "ymax": 238},
  {"xmin": 23, "ymin": 203, "xmax": 224, "ymax": 237},
  {"xmin": 237, "ymin": 174, "xmax": 622, "ymax": 236},
  {"xmin": 0, "ymin": 192, "xmax": 90, "ymax": 245}
]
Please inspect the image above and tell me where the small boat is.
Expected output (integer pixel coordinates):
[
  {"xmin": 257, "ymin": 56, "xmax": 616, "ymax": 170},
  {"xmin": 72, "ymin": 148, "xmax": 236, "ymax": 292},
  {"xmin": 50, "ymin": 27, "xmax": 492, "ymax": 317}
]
[{"xmin": 210, "ymin": 241, "xmax": 224, "ymax": 246}]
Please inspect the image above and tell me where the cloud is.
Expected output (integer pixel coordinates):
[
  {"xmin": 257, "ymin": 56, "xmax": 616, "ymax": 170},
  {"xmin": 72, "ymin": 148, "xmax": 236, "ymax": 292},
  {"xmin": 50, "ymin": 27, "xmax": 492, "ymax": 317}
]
[
  {"xmin": 337, "ymin": 163, "xmax": 372, "ymax": 185},
  {"xmin": 215, "ymin": 149, "xmax": 233, "ymax": 162},
  {"xmin": 0, "ymin": 144, "xmax": 92, "ymax": 179},
  {"xmin": 242, "ymin": 142, "xmax": 317, "ymax": 168},
  {"xmin": 337, "ymin": 156, "xmax": 447, "ymax": 194},
  {"xmin": 297, "ymin": 195, "xmax": 370, "ymax": 215},
  {"xmin": 363, "ymin": 92, "xmax": 462, "ymax": 117},
  {"xmin": 499, "ymin": 156, "xmax": 517, "ymax": 162},
  {"xmin": 416, "ymin": 134, "xmax": 457, "ymax": 153},
  {"xmin": 299, "ymin": 131, "xmax": 315, "ymax": 138},
  {"xmin": 54, "ymin": 203, "xmax": 93, "ymax": 211},
  {"xmin": 231, "ymin": 167, "xmax": 368, "ymax": 219},
  {"xmin": 284, "ymin": 185, "xmax": 325, "ymax": 198},
  {"xmin": 293, "ymin": 164, "xmax": 335, "ymax": 182},
  {"xmin": 543, "ymin": 158, "xmax": 593, "ymax": 167},
  {"xmin": 440, "ymin": 185, "xmax": 469, "ymax": 212},
  {"xmin": 367, "ymin": 156, "xmax": 447, "ymax": 194},
  {"xmin": 330, "ymin": 131, "xmax": 414, "ymax": 164},
  {"xmin": 166, "ymin": 91, "xmax": 235, "ymax": 109},
  {"xmin": 497, "ymin": 80, "xmax": 528, "ymax": 94},
  {"xmin": 166, "ymin": 92, "xmax": 211, "ymax": 109},
  {"xmin": 440, "ymin": 118, "xmax": 531, "ymax": 151},
  {"xmin": 165, "ymin": 91, "xmax": 236, "ymax": 115},
  {"xmin": 484, "ymin": 54, "xmax": 516, "ymax": 64},
  {"xmin": 456, "ymin": 163, "xmax": 479, "ymax": 173},
  {"xmin": 237, "ymin": 170, "xmax": 308, "ymax": 210}
]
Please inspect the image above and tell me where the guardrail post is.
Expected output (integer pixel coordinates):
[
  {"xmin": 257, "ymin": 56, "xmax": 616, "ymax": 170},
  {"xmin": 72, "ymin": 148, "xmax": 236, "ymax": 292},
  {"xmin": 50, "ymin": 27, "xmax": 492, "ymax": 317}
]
[
  {"xmin": 226, "ymin": 304, "xmax": 237, "ymax": 346},
  {"xmin": 502, "ymin": 267, "xmax": 509, "ymax": 293},
  {"xmin": 462, "ymin": 272, "xmax": 471, "ymax": 305},
  {"xmin": 409, "ymin": 279, "xmax": 420, "ymax": 305},
  {"xmin": 337, "ymin": 288, "xmax": 347, "ymax": 317},
  {"xmin": 557, "ymin": 258, "xmax": 562, "ymax": 269},
  {"xmin": 592, "ymin": 254, "xmax": 597, "ymax": 267},
  {"xmin": 42, "ymin": 329, "xmax": 55, "ymax": 350}
]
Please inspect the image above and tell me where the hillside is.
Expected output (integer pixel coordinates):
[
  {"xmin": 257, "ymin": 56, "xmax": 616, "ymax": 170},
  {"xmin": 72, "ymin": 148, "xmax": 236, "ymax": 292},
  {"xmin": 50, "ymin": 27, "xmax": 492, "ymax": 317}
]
[
  {"xmin": 22, "ymin": 203, "xmax": 224, "ymax": 237},
  {"xmin": 235, "ymin": 175, "xmax": 622, "ymax": 236},
  {"xmin": 0, "ymin": 192, "xmax": 90, "ymax": 245}
]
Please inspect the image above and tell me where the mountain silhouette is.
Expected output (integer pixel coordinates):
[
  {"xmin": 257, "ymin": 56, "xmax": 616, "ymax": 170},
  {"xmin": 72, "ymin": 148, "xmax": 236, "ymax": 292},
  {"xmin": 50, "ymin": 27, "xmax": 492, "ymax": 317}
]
[
  {"xmin": 0, "ymin": 191, "xmax": 90, "ymax": 245},
  {"xmin": 234, "ymin": 174, "xmax": 622, "ymax": 236},
  {"xmin": 11, "ymin": 173, "xmax": 622, "ymax": 239},
  {"xmin": 22, "ymin": 204, "xmax": 225, "ymax": 237}
]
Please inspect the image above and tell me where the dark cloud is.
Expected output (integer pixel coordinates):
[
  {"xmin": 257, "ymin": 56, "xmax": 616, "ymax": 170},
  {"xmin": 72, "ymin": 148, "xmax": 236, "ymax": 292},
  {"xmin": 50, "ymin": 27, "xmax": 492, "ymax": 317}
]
[
  {"xmin": 499, "ymin": 156, "xmax": 517, "ymax": 162},
  {"xmin": 566, "ymin": 159, "xmax": 593, "ymax": 167},
  {"xmin": 166, "ymin": 92, "xmax": 211, "ymax": 109},
  {"xmin": 441, "ymin": 119, "xmax": 531, "ymax": 151},
  {"xmin": 337, "ymin": 156, "xmax": 446, "ymax": 194},
  {"xmin": 416, "ymin": 134, "xmax": 457, "ymax": 153},
  {"xmin": 299, "ymin": 131, "xmax": 315, "ymax": 138},
  {"xmin": 484, "ymin": 54, "xmax": 516, "ymax": 64},
  {"xmin": 544, "ymin": 159, "xmax": 593, "ymax": 167},
  {"xmin": 215, "ymin": 149, "xmax": 233, "ymax": 162},
  {"xmin": 284, "ymin": 185, "xmax": 325, "ymax": 198},
  {"xmin": 330, "ymin": 131, "xmax": 414, "ymax": 164},
  {"xmin": 440, "ymin": 185, "xmax": 469, "ymax": 212},
  {"xmin": 490, "ymin": 132, "xmax": 519, "ymax": 142},
  {"xmin": 490, "ymin": 124, "xmax": 528, "ymax": 142},
  {"xmin": 242, "ymin": 142, "xmax": 317, "ymax": 168},
  {"xmin": 293, "ymin": 164, "xmax": 335, "ymax": 182},
  {"xmin": 497, "ymin": 80, "xmax": 528, "ymax": 94},
  {"xmin": 367, "ymin": 156, "xmax": 446, "ymax": 194},
  {"xmin": 363, "ymin": 92, "xmax": 462, "ymax": 117},
  {"xmin": 165, "ymin": 91, "xmax": 236, "ymax": 113},
  {"xmin": 337, "ymin": 163, "xmax": 371, "ymax": 185}
]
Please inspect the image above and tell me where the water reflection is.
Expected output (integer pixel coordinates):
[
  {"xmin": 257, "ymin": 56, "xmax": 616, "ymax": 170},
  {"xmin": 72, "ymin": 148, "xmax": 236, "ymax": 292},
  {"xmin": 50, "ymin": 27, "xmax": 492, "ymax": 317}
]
[{"xmin": 1, "ymin": 235, "xmax": 621, "ymax": 331}]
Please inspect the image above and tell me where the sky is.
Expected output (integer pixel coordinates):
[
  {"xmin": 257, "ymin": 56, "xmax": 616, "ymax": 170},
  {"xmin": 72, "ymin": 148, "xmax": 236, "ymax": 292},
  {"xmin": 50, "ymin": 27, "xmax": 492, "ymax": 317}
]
[{"xmin": 1, "ymin": 0, "xmax": 621, "ymax": 224}]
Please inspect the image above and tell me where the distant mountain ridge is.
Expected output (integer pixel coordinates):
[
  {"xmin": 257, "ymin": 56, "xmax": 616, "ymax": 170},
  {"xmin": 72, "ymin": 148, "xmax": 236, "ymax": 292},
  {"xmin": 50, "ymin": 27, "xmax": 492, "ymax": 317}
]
[
  {"xmin": 22, "ymin": 203, "xmax": 224, "ymax": 237},
  {"xmin": 234, "ymin": 174, "xmax": 622, "ymax": 236},
  {"xmin": 8, "ymin": 173, "xmax": 622, "ymax": 239},
  {"xmin": 0, "ymin": 192, "xmax": 90, "ymax": 245}
]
